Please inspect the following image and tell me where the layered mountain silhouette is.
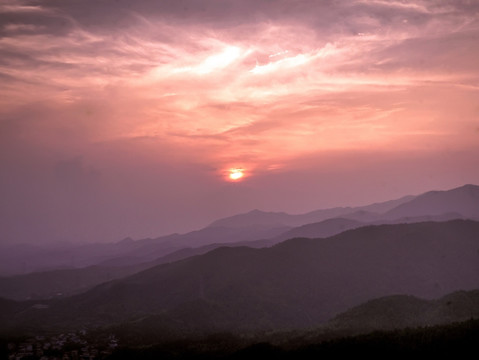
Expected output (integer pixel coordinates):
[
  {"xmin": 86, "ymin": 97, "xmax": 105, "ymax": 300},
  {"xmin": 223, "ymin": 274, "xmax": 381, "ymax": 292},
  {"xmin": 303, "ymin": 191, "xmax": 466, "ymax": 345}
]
[
  {"xmin": 206, "ymin": 194, "xmax": 415, "ymax": 228},
  {"xmin": 3, "ymin": 185, "xmax": 477, "ymax": 279},
  {"xmin": 0, "ymin": 224, "xmax": 289, "ymax": 276},
  {"xmin": 0, "ymin": 238, "xmax": 275, "ymax": 300},
  {"xmin": 1, "ymin": 184, "xmax": 478, "ymax": 302},
  {"xmin": 4, "ymin": 219, "xmax": 479, "ymax": 335}
]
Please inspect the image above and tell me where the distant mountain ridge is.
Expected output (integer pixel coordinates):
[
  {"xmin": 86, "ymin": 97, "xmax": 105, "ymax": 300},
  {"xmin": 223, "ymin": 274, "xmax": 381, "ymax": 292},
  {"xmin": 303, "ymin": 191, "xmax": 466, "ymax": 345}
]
[
  {"xmin": 208, "ymin": 184, "xmax": 479, "ymax": 229},
  {"xmin": 208, "ymin": 184, "xmax": 479, "ymax": 242},
  {"xmin": 0, "ymin": 224, "xmax": 289, "ymax": 276},
  {"xmin": 384, "ymin": 184, "xmax": 479, "ymax": 219},
  {"xmin": 207, "ymin": 194, "xmax": 416, "ymax": 228},
  {"xmin": 2, "ymin": 184, "xmax": 475, "ymax": 278},
  {"xmin": 1, "ymin": 183, "xmax": 478, "ymax": 302},
  {"xmin": 0, "ymin": 211, "xmax": 466, "ymax": 301}
]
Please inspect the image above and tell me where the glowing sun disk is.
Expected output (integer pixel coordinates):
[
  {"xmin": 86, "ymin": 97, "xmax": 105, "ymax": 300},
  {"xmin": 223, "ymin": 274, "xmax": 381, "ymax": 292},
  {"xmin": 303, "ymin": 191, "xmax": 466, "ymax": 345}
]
[{"xmin": 229, "ymin": 169, "xmax": 244, "ymax": 180}]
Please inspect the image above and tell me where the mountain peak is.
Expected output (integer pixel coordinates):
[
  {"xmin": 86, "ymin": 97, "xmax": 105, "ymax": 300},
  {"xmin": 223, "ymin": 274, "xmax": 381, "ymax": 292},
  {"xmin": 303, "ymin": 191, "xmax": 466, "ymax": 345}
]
[
  {"xmin": 118, "ymin": 237, "xmax": 134, "ymax": 244},
  {"xmin": 385, "ymin": 184, "xmax": 479, "ymax": 219},
  {"xmin": 247, "ymin": 209, "xmax": 268, "ymax": 214},
  {"xmin": 457, "ymin": 183, "xmax": 479, "ymax": 191},
  {"xmin": 207, "ymin": 209, "xmax": 292, "ymax": 228}
]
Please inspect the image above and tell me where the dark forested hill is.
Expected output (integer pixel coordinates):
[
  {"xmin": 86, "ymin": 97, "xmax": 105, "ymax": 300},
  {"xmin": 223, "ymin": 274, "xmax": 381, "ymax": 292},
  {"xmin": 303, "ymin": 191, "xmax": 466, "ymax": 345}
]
[{"xmin": 328, "ymin": 290, "xmax": 479, "ymax": 332}]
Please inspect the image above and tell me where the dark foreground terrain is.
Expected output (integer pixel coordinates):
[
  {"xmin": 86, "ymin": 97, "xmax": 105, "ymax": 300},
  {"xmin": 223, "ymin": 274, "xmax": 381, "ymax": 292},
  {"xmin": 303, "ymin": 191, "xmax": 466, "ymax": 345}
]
[
  {"xmin": 115, "ymin": 321, "xmax": 479, "ymax": 359},
  {"xmin": 4, "ymin": 318, "xmax": 477, "ymax": 359}
]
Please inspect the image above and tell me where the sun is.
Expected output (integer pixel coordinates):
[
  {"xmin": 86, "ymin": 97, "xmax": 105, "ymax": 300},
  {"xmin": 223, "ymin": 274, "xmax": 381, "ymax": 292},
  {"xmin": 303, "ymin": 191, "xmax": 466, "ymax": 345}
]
[{"xmin": 229, "ymin": 168, "xmax": 244, "ymax": 181}]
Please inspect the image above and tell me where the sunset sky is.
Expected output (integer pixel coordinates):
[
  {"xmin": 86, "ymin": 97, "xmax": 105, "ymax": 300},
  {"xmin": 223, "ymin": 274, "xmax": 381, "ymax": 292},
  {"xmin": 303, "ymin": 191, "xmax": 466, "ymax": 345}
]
[{"xmin": 1, "ymin": 0, "xmax": 479, "ymax": 244}]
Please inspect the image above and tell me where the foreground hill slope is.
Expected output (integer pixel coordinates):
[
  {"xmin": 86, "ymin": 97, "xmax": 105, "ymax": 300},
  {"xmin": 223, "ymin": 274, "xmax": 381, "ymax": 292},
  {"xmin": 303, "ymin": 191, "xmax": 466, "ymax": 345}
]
[
  {"xmin": 329, "ymin": 289, "xmax": 479, "ymax": 332},
  {"xmin": 106, "ymin": 318, "xmax": 479, "ymax": 358},
  {"xmin": 6, "ymin": 220, "xmax": 479, "ymax": 334}
]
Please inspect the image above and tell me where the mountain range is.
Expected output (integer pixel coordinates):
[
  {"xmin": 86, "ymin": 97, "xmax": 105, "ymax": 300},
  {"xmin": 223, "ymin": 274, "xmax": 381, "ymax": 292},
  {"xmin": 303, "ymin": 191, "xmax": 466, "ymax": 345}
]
[
  {"xmin": 3, "ymin": 219, "xmax": 479, "ymax": 335},
  {"xmin": 1, "ymin": 183, "xmax": 479, "ymax": 339},
  {"xmin": 1, "ymin": 184, "xmax": 478, "ymax": 301}
]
